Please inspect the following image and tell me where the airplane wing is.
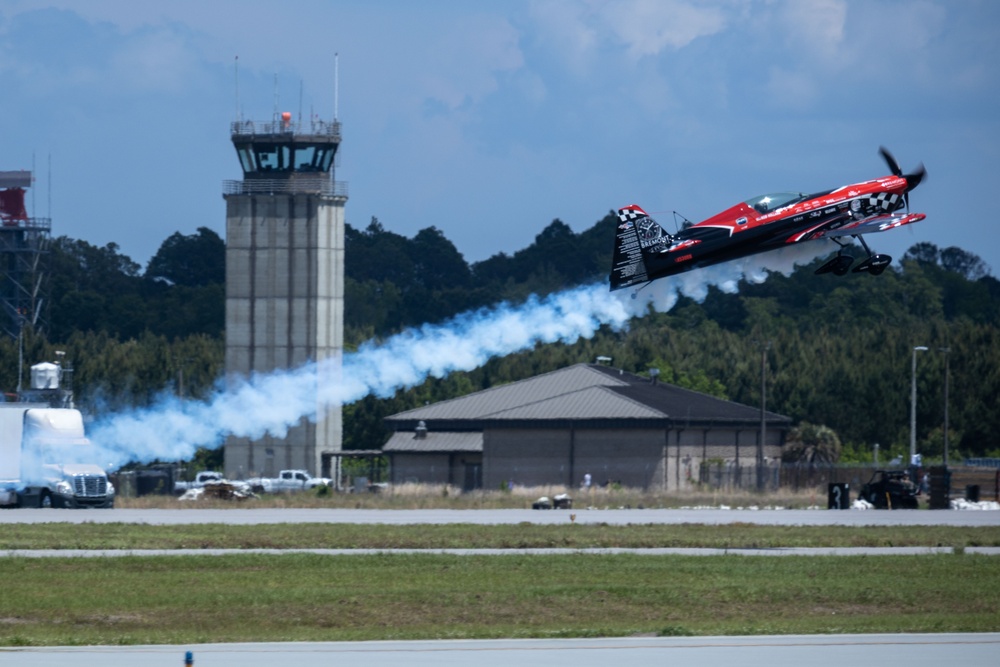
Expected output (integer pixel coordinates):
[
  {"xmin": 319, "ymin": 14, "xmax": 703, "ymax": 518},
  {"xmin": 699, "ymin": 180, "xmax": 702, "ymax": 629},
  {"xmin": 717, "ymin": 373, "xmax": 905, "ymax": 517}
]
[{"xmin": 813, "ymin": 212, "xmax": 926, "ymax": 239}]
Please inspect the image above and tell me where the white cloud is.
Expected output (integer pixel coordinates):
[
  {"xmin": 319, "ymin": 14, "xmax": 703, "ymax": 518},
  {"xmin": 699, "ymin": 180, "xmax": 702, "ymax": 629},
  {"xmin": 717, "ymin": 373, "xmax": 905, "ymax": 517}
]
[
  {"xmin": 110, "ymin": 28, "xmax": 205, "ymax": 94},
  {"xmin": 778, "ymin": 0, "xmax": 847, "ymax": 65},
  {"xmin": 527, "ymin": 0, "xmax": 601, "ymax": 75},
  {"xmin": 416, "ymin": 14, "xmax": 524, "ymax": 110},
  {"xmin": 528, "ymin": 0, "xmax": 729, "ymax": 72},
  {"xmin": 600, "ymin": 0, "xmax": 729, "ymax": 60}
]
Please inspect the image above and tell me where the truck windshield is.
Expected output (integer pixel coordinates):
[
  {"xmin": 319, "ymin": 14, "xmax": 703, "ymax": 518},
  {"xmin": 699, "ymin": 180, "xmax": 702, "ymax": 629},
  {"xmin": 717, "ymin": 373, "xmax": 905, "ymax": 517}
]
[{"xmin": 30, "ymin": 439, "xmax": 95, "ymax": 465}]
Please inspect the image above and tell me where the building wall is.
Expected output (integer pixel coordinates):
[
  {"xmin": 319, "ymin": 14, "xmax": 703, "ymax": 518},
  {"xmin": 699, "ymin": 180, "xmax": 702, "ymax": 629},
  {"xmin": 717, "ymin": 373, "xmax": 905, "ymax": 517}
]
[
  {"xmin": 475, "ymin": 425, "xmax": 786, "ymax": 492},
  {"xmin": 223, "ymin": 193, "xmax": 345, "ymax": 479},
  {"xmin": 389, "ymin": 453, "xmax": 452, "ymax": 485},
  {"xmin": 483, "ymin": 427, "xmax": 667, "ymax": 490}
]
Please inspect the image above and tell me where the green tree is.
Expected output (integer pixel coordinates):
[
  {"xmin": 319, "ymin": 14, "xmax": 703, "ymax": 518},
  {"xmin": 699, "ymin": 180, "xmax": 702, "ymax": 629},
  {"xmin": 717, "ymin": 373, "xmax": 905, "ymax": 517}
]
[
  {"xmin": 145, "ymin": 227, "xmax": 225, "ymax": 287},
  {"xmin": 781, "ymin": 423, "xmax": 842, "ymax": 464}
]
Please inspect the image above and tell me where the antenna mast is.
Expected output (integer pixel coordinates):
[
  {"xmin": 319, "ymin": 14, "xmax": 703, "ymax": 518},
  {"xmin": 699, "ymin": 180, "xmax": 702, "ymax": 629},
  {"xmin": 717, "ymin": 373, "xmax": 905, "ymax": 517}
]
[
  {"xmin": 334, "ymin": 52, "xmax": 339, "ymax": 121},
  {"xmin": 273, "ymin": 72, "xmax": 279, "ymax": 122},
  {"xmin": 234, "ymin": 55, "xmax": 240, "ymax": 122}
]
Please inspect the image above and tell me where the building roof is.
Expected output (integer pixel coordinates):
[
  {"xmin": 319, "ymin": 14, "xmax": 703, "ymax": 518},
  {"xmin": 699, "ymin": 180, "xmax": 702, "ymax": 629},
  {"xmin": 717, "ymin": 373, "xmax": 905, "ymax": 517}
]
[
  {"xmin": 385, "ymin": 363, "xmax": 790, "ymax": 430},
  {"xmin": 383, "ymin": 430, "xmax": 483, "ymax": 453}
]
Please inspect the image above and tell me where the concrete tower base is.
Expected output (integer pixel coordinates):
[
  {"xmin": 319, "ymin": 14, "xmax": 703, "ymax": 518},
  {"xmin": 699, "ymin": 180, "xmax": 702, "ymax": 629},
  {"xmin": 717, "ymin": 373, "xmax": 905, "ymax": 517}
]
[{"xmin": 223, "ymin": 192, "xmax": 345, "ymax": 480}]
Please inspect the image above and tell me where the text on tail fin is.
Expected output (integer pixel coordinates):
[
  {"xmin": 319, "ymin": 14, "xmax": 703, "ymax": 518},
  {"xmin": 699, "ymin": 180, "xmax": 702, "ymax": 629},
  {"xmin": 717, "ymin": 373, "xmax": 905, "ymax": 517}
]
[{"xmin": 610, "ymin": 205, "xmax": 652, "ymax": 291}]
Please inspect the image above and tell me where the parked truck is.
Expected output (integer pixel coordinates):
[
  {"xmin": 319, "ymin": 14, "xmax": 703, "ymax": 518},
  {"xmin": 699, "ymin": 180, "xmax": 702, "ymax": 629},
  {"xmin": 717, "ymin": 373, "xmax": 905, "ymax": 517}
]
[
  {"xmin": 174, "ymin": 471, "xmax": 251, "ymax": 496},
  {"xmin": 247, "ymin": 469, "xmax": 332, "ymax": 494},
  {"xmin": 0, "ymin": 405, "xmax": 115, "ymax": 509},
  {"xmin": 173, "ymin": 471, "xmax": 224, "ymax": 494}
]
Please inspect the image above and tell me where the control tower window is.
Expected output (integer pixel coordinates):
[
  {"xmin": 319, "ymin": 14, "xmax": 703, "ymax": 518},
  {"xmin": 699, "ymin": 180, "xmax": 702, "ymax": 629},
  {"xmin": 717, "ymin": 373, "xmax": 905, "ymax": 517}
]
[
  {"xmin": 237, "ymin": 147, "xmax": 255, "ymax": 173},
  {"xmin": 253, "ymin": 144, "xmax": 291, "ymax": 172},
  {"xmin": 293, "ymin": 146, "xmax": 335, "ymax": 172}
]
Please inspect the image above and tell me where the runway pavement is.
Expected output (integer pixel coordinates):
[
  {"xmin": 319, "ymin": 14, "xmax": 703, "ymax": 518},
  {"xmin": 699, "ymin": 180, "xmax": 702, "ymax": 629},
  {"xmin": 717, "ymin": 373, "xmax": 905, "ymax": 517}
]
[
  {"xmin": 3, "ymin": 546, "xmax": 1000, "ymax": 557},
  {"xmin": 2, "ymin": 634, "xmax": 997, "ymax": 667},
  {"xmin": 1, "ymin": 507, "xmax": 998, "ymax": 525}
]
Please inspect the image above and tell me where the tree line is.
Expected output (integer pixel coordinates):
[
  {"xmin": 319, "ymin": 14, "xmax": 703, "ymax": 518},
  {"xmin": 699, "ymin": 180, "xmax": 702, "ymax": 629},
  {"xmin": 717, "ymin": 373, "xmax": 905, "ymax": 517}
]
[{"xmin": 3, "ymin": 214, "xmax": 997, "ymax": 466}]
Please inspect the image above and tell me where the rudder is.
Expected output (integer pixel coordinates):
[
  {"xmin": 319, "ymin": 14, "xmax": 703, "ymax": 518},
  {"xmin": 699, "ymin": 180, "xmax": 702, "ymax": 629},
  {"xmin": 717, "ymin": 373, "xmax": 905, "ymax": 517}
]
[{"xmin": 609, "ymin": 204, "xmax": 652, "ymax": 291}]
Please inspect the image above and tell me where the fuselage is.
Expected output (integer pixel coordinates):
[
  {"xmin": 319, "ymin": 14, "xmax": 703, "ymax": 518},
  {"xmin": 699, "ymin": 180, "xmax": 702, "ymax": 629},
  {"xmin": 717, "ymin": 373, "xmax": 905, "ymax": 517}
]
[{"xmin": 643, "ymin": 174, "xmax": 910, "ymax": 277}]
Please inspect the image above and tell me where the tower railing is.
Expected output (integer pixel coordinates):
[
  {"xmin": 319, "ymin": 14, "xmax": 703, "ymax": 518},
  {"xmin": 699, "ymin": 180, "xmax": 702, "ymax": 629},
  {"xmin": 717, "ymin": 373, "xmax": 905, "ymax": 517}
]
[
  {"xmin": 230, "ymin": 119, "xmax": 342, "ymax": 139},
  {"xmin": 0, "ymin": 217, "xmax": 52, "ymax": 232},
  {"xmin": 222, "ymin": 180, "xmax": 348, "ymax": 197}
]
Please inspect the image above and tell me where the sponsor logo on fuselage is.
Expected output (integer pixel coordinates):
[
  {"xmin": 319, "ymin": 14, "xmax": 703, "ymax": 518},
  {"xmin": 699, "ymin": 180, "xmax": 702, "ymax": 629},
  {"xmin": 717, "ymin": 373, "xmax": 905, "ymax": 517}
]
[{"xmin": 675, "ymin": 254, "xmax": 693, "ymax": 263}]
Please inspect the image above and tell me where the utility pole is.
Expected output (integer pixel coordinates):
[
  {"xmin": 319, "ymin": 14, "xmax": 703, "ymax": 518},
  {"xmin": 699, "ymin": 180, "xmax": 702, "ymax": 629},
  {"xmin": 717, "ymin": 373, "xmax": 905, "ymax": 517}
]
[
  {"xmin": 910, "ymin": 346, "xmax": 928, "ymax": 465},
  {"xmin": 939, "ymin": 347, "xmax": 950, "ymax": 467},
  {"xmin": 757, "ymin": 341, "xmax": 771, "ymax": 492}
]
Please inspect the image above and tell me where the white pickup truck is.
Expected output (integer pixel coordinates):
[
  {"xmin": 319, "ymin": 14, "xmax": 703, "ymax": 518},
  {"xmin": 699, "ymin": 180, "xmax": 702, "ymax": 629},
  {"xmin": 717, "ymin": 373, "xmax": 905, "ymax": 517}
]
[
  {"xmin": 247, "ymin": 469, "xmax": 332, "ymax": 494},
  {"xmin": 173, "ymin": 471, "xmax": 225, "ymax": 494}
]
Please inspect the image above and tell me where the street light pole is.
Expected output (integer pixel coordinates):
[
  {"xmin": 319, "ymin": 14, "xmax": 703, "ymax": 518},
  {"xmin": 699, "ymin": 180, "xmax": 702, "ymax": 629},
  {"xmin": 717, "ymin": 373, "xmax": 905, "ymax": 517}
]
[
  {"xmin": 757, "ymin": 341, "xmax": 771, "ymax": 492},
  {"xmin": 939, "ymin": 347, "xmax": 950, "ymax": 467},
  {"xmin": 910, "ymin": 346, "xmax": 928, "ymax": 464}
]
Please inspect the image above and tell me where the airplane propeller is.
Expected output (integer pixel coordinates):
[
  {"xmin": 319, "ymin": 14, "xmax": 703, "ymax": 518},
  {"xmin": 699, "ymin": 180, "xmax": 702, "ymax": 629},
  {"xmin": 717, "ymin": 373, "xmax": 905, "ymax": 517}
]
[{"xmin": 879, "ymin": 146, "xmax": 926, "ymax": 212}]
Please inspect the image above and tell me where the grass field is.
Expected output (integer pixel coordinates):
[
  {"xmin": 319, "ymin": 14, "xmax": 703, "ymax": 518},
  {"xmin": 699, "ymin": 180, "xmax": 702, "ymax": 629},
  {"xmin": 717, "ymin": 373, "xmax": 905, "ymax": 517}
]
[
  {"xmin": 4, "ymin": 484, "xmax": 998, "ymax": 646},
  {"xmin": 1, "ymin": 522, "xmax": 999, "ymax": 550},
  {"xmin": 0, "ymin": 552, "xmax": 997, "ymax": 645}
]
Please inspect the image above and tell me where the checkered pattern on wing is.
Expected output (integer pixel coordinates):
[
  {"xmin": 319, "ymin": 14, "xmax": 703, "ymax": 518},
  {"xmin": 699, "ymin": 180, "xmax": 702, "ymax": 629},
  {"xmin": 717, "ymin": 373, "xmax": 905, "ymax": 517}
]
[
  {"xmin": 867, "ymin": 192, "xmax": 900, "ymax": 211},
  {"xmin": 617, "ymin": 207, "xmax": 645, "ymax": 222}
]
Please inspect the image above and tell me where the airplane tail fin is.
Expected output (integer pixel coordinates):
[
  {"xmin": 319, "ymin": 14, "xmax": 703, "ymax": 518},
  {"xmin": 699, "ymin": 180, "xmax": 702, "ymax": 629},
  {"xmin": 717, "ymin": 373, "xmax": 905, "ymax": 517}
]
[{"xmin": 609, "ymin": 204, "xmax": 653, "ymax": 291}]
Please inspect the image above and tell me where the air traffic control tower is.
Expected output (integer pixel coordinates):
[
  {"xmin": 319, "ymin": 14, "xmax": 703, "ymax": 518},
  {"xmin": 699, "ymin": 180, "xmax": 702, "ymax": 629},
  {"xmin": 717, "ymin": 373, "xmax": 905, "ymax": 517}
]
[{"xmin": 222, "ymin": 113, "xmax": 346, "ymax": 480}]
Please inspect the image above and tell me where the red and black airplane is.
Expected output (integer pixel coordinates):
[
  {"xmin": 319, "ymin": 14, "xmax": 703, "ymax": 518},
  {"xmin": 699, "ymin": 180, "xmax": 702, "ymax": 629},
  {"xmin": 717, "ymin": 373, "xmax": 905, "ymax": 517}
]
[{"xmin": 610, "ymin": 147, "xmax": 926, "ymax": 292}]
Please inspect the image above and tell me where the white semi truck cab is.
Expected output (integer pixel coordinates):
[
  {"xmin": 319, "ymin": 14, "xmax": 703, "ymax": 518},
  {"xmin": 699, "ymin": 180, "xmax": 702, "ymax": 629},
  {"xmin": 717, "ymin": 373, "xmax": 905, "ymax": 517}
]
[{"xmin": 0, "ymin": 405, "xmax": 114, "ymax": 509}]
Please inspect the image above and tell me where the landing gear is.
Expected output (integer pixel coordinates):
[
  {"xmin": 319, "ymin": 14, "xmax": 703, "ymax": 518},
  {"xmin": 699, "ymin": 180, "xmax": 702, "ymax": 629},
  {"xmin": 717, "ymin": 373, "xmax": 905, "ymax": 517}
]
[
  {"xmin": 815, "ymin": 253, "xmax": 855, "ymax": 276},
  {"xmin": 852, "ymin": 254, "xmax": 892, "ymax": 275},
  {"xmin": 816, "ymin": 237, "xmax": 892, "ymax": 276},
  {"xmin": 851, "ymin": 235, "xmax": 892, "ymax": 275},
  {"xmin": 815, "ymin": 239, "xmax": 855, "ymax": 276}
]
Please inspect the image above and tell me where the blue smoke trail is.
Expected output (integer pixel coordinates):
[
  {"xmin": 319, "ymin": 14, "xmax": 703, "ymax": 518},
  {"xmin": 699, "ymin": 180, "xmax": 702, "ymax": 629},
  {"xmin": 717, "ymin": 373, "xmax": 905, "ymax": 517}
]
[{"xmin": 86, "ymin": 243, "xmax": 826, "ymax": 468}]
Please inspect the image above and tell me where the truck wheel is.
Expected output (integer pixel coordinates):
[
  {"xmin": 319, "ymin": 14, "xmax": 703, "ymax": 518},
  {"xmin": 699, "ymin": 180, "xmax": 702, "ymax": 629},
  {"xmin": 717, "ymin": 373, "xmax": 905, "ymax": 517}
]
[{"xmin": 39, "ymin": 491, "xmax": 52, "ymax": 509}]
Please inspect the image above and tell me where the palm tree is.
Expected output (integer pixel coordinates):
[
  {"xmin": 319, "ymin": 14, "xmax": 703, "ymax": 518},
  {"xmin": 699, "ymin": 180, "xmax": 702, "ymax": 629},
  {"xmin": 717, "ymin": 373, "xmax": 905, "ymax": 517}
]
[{"xmin": 781, "ymin": 422, "xmax": 842, "ymax": 464}]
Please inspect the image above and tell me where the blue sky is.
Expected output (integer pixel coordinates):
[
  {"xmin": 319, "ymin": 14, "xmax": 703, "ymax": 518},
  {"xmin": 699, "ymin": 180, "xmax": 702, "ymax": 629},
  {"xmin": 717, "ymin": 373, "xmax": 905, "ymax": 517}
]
[{"xmin": 1, "ymin": 0, "xmax": 998, "ymax": 275}]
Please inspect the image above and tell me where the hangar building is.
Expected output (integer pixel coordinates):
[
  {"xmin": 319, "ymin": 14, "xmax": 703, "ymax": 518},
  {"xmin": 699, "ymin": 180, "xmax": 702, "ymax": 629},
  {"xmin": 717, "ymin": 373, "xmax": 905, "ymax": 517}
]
[{"xmin": 383, "ymin": 363, "xmax": 791, "ymax": 491}]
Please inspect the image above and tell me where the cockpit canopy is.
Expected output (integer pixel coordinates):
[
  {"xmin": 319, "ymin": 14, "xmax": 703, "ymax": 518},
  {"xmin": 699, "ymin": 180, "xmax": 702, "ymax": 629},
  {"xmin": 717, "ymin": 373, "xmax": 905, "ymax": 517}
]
[{"xmin": 744, "ymin": 192, "xmax": 806, "ymax": 215}]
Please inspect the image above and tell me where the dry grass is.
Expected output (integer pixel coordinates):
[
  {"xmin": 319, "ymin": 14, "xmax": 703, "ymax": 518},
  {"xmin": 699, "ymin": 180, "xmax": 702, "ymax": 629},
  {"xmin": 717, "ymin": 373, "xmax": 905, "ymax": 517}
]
[{"xmin": 118, "ymin": 483, "xmax": 833, "ymax": 510}]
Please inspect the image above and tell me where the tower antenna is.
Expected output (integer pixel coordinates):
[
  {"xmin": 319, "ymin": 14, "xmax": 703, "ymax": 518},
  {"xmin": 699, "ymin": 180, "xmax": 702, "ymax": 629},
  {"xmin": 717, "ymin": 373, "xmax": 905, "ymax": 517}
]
[
  {"xmin": 273, "ymin": 72, "xmax": 279, "ymax": 122},
  {"xmin": 334, "ymin": 52, "xmax": 339, "ymax": 122},
  {"xmin": 234, "ymin": 55, "xmax": 240, "ymax": 122}
]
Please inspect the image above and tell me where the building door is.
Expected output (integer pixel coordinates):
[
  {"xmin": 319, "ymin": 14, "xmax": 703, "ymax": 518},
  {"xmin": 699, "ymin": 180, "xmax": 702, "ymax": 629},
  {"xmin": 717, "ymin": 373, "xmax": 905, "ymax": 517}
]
[{"xmin": 463, "ymin": 463, "xmax": 482, "ymax": 491}]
